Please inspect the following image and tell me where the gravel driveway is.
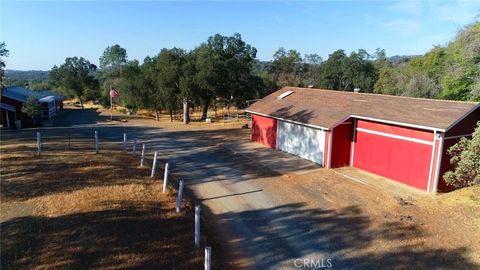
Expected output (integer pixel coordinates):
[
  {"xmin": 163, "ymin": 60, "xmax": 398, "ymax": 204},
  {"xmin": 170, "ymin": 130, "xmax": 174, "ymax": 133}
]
[{"xmin": 2, "ymin": 108, "xmax": 478, "ymax": 270}]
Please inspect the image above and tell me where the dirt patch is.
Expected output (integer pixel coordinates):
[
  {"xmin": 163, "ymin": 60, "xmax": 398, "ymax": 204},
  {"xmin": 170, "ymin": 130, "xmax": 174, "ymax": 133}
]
[
  {"xmin": 8, "ymin": 108, "xmax": 479, "ymax": 269},
  {"xmin": 98, "ymin": 110, "xmax": 480, "ymax": 269},
  {"xmin": 267, "ymin": 169, "xmax": 480, "ymax": 268},
  {"xmin": 0, "ymin": 140, "xmax": 226, "ymax": 269}
]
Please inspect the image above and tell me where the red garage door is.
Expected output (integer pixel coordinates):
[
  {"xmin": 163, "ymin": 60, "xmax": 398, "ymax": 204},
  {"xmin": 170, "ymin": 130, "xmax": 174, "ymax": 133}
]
[
  {"xmin": 352, "ymin": 120, "xmax": 434, "ymax": 191},
  {"xmin": 252, "ymin": 114, "xmax": 277, "ymax": 149}
]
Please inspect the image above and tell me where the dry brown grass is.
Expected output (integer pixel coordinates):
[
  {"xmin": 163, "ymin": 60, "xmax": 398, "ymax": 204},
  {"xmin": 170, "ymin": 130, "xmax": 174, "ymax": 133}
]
[
  {"xmin": 425, "ymin": 185, "xmax": 480, "ymax": 228},
  {"xmin": 1, "ymin": 140, "xmax": 224, "ymax": 269}
]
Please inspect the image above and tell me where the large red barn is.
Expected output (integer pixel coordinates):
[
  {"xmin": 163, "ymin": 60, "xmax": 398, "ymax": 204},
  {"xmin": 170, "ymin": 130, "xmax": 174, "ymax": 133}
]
[{"xmin": 246, "ymin": 87, "xmax": 480, "ymax": 193}]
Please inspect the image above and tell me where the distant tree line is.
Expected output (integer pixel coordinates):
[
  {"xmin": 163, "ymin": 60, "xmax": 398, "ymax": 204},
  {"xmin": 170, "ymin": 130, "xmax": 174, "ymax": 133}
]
[
  {"xmin": 4, "ymin": 70, "xmax": 49, "ymax": 86},
  {"xmin": 48, "ymin": 33, "xmax": 264, "ymax": 123},
  {"xmin": 373, "ymin": 22, "xmax": 480, "ymax": 101},
  {"xmin": 1, "ymin": 21, "xmax": 478, "ymax": 122},
  {"xmin": 260, "ymin": 21, "xmax": 479, "ymax": 101}
]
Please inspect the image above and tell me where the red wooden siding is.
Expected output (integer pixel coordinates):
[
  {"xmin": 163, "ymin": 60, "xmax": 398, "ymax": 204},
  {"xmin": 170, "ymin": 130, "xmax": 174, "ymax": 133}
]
[
  {"xmin": 353, "ymin": 120, "xmax": 435, "ymax": 190},
  {"xmin": 331, "ymin": 121, "xmax": 353, "ymax": 168},
  {"xmin": 251, "ymin": 114, "xmax": 277, "ymax": 149},
  {"xmin": 356, "ymin": 120, "xmax": 434, "ymax": 141}
]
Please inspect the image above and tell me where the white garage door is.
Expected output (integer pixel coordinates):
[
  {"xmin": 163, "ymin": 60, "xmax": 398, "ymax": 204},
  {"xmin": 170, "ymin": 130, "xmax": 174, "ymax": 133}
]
[{"xmin": 277, "ymin": 121, "xmax": 326, "ymax": 165}]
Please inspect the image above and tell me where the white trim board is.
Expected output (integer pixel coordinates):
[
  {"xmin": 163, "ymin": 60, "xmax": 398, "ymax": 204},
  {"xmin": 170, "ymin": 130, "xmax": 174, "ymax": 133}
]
[
  {"xmin": 351, "ymin": 115, "xmax": 445, "ymax": 132},
  {"xmin": 328, "ymin": 129, "xmax": 333, "ymax": 168},
  {"xmin": 246, "ymin": 110, "xmax": 329, "ymax": 131},
  {"xmin": 349, "ymin": 119, "xmax": 357, "ymax": 167},
  {"xmin": 356, "ymin": 127, "xmax": 434, "ymax": 146},
  {"xmin": 433, "ymin": 133, "xmax": 445, "ymax": 193},
  {"xmin": 247, "ymin": 110, "xmax": 449, "ymax": 132},
  {"xmin": 444, "ymin": 133, "xmax": 473, "ymax": 140}
]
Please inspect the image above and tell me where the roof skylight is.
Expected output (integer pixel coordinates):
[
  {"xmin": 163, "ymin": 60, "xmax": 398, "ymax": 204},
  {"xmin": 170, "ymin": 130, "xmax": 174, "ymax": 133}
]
[{"xmin": 277, "ymin": 90, "xmax": 294, "ymax": 100}]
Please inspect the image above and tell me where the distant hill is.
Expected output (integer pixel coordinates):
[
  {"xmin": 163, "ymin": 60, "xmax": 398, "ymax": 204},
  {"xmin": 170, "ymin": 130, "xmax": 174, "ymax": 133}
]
[
  {"xmin": 5, "ymin": 69, "xmax": 49, "ymax": 82},
  {"xmin": 387, "ymin": 55, "xmax": 418, "ymax": 64}
]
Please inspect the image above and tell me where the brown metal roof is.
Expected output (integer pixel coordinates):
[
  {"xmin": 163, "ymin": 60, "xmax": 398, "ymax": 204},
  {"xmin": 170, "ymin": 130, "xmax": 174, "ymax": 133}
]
[{"xmin": 246, "ymin": 87, "xmax": 480, "ymax": 131}]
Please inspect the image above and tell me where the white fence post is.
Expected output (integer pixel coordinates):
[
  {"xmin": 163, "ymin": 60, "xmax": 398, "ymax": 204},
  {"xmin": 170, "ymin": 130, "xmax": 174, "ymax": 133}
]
[
  {"xmin": 195, "ymin": 205, "xmax": 201, "ymax": 248},
  {"xmin": 205, "ymin": 246, "xmax": 211, "ymax": 270},
  {"xmin": 36, "ymin": 132, "xmax": 42, "ymax": 155},
  {"xmin": 150, "ymin": 151, "xmax": 158, "ymax": 178},
  {"xmin": 95, "ymin": 130, "xmax": 99, "ymax": 154},
  {"xmin": 123, "ymin": 133, "xmax": 127, "ymax": 153},
  {"xmin": 140, "ymin": 143, "xmax": 146, "ymax": 167},
  {"xmin": 163, "ymin": 162, "xmax": 169, "ymax": 193},
  {"xmin": 176, "ymin": 180, "xmax": 184, "ymax": 213},
  {"xmin": 132, "ymin": 139, "xmax": 137, "ymax": 156}
]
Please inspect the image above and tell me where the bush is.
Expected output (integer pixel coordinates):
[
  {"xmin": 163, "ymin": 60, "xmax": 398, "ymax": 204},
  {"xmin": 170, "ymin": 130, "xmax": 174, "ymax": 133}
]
[
  {"xmin": 23, "ymin": 96, "xmax": 40, "ymax": 120},
  {"xmin": 125, "ymin": 104, "xmax": 137, "ymax": 114},
  {"xmin": 98, "ymin": 94, "xmax": 111, "ymax": 109},
  {"xmin": 444, "ymin": 121, "xmax": 480, "ymax": 188}
]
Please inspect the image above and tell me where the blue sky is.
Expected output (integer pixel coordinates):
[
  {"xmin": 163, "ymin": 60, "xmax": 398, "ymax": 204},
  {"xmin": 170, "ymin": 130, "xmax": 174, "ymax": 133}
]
[{"xmin": 1, "ymin": 1, "xmax": 479, "ymax": 70}]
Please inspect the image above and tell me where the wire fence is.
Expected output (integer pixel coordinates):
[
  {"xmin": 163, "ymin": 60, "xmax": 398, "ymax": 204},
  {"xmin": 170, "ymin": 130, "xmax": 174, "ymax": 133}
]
[
  {"xmin": 21, "ymin": 130, "xmax": 142, "ymax": 155},
  {"xmin": 20, "ymin": 129, "xmax": 214, "ymax": 268},
  {"xmin": 223, "ymin": 112, "xmax": 251, "ymax": 124}
]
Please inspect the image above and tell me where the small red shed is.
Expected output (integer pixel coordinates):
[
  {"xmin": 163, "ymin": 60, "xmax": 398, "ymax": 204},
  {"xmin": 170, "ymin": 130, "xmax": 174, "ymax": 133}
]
[
  {"xmin": 1, "ymin": 86, "xmax": 64, "ymax": 128},
  {"xmin": 246, "ymin": 87, "xmax": 480, "ymax": 193}
]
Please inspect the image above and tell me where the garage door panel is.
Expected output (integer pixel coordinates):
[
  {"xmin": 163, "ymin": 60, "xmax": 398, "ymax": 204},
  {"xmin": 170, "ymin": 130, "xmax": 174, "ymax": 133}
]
[
  {"xmin": 278, "ymin": 121, "xmax": 325, "ymax": 165},
  {"xmin": 353, "ymin": 131, "xmax": 432, "ymax": 190}
]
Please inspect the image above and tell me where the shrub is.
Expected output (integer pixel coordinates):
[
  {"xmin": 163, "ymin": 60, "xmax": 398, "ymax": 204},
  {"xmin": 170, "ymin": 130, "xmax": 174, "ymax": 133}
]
[
  {"xmin": 444, "ymin": 121, "xmax": 480, "ymax": 188},
  {"xmin": 23, "ymin": 96, "xmax": 40, "ymax": 119}
]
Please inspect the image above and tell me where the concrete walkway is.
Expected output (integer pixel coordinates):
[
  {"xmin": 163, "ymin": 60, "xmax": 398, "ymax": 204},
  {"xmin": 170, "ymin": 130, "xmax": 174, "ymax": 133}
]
[{"xmin": 220, "ymin": 141, "xmax": 323, "ymax": 175}]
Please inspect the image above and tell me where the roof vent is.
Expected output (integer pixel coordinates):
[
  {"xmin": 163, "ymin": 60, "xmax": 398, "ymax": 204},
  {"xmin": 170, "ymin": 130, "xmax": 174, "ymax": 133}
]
[{"xmin": 277, "ymin": 90, "xmax": 294, "ymax": 100}]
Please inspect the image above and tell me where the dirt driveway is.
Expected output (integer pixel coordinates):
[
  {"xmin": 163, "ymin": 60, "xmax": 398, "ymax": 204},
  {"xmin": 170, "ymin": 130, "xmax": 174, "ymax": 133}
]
[{"xmin": 2, "ymin": 107, "xmax": 479, "ymax": 269}]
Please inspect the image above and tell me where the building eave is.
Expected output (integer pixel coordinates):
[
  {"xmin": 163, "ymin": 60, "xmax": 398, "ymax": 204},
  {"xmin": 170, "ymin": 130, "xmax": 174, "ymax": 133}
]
[
  {"xmin": 349, "ymin": 115, "xmax": 446, "ymax": 133},
  {"xmin": 444, "ymin": 103, "xmax": 480, "ymax": 133},
  {"xmin": 247, "ymin": 109, "xmax": 447, "ymax": 133},
  {"xmin": 245, "ymin": 110, "xmax": 330, "ymax": 131}
]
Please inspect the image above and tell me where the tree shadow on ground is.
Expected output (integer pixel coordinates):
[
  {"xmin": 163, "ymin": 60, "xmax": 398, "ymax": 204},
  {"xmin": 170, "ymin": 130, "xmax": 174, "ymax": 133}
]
[
  {"xmin": 53, "ymin": 108, "xmax": 103, "ymax": 127},
  {"xmin": 53, "ymin": 108, "xmax": 178, "ymax": 127},
  {"xmin": 0, "ymin": 148, "xmax": 151, "ymax": 201},
  {"xmin": 209, "ymin": 203, "xmax": 478, "ymax": 270},
  {"xmin": 1, "ymin": 126, "xmax": 478, "ymax": 269},
  {"xmin": 0, "ymin": 130, "xmax": 286, "ymax": 201},
  {"xmin": 0, "ymin": 200, "xmax": 207, "ymax": 270}
]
